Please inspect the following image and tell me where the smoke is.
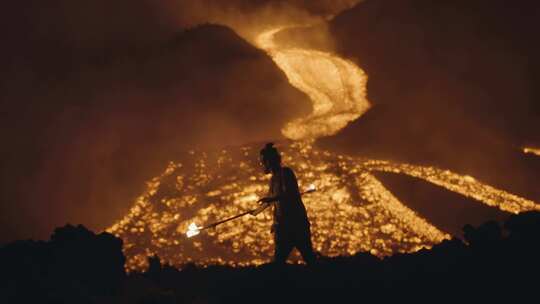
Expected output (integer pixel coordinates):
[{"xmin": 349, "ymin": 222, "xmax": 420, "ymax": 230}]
[
  {"xmin": 1, "ymin": 0, "xmax": 370, "ymax": 243},
  {"xmin": 154, "ymin": 0, "xmax": 362, "ymax": 41},
  {"xmin": 318, "ymin": 0, "xmax": 540, "ymax": 203}
]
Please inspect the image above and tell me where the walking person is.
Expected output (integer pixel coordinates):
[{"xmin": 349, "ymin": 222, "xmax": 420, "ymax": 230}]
[{"xmin": 257, "ymin": 143, "xmax": 317, "ymax": 265}]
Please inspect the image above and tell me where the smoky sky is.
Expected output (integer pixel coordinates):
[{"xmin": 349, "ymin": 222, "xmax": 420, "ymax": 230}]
[
  {"xmin": 1, "ymin": 0, "xmax": 363, "ymax": 243},
  {"xmin": 1, "ymin": 0, "xmax": 538, "ymax": 244},
  {"xmin": 318, "ymin": 1, "xmax": 540, "ymax": 206},
  {"xmin": 274, "ymin": 0, "xmax": 540, "ymax": 233}
]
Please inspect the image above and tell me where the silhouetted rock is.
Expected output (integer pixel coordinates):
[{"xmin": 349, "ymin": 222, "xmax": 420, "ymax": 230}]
[
  {"xmin": 505, "ymin": 211, "xmax": 540, "ymax": 238},
  {"xmin": 463, "ymin": 220, "xmax": 502, "ymax": 247},
  {"xmin": 0, "ymin": 224, "xmax": 125, "ymax": 303},
  {"xmin": 2, "ymin": 212, "xmax": 539, "ymax": 302}
]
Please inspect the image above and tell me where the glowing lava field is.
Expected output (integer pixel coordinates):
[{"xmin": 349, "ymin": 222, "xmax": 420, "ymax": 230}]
[{"xmin": 108, "ymin": 27, "xmax": 539, "ymax": 271}]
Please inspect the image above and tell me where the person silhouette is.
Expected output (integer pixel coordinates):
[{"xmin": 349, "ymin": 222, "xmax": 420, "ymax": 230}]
[{"xmin": 257, "ymin": 143, "xmax": 316, "ymax": 265}]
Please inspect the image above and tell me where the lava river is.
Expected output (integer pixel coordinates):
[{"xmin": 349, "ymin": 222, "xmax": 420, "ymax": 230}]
[{"xmin": 108, "ymin": 27, "xmax": 540, "ymax": 271}]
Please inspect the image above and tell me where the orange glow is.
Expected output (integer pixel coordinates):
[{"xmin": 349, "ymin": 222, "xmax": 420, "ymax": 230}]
[
  {"xmin": 107, "ymin": 27, "xmax": 540, "ymax": 271},
  {"xmin": 106, "ymin": 142, "xmax": 539, "ymax": 271},
  {"xmin": 186, "ymin": 223, "xmax": 201, "ymax": 238},
  {"xmin": 256, "ymin": 27, "xmax": 370, "ymax": 140},
  {"xmin": 523, "ymin": 147, "xmax": 540, "ymax": 157}
]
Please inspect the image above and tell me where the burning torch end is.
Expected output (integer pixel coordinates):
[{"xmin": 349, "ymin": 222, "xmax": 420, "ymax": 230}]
[
  {"xmin": 186, "ymin": 222, "xmax": 201, "ymax": 238},
  {"xmin": 303, "ymin": 184, "xmax": 317, "ymax": 194}
]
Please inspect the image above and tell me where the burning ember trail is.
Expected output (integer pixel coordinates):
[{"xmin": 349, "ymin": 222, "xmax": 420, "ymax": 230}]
[
  {"xmin": 107, "ymin": 27, "xmax": 540, "ymax": 271},
  {"xmin": 523, "ymin": 147, "xmax": 540, "ymax": 157}
]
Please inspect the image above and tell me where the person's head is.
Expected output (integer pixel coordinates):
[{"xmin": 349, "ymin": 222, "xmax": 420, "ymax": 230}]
[{"xmin": 259, "ymin": 143, "xmax": 281, "ymax": 174}]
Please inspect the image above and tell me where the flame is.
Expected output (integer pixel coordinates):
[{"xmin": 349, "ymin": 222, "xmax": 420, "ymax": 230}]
[
  {"xmin": 306, "ymin": 183, "xmax": 317, "ymax": 193},
  {"xmin": 186, "ymin": 222, "xmax": 201, "ymax": 238}
]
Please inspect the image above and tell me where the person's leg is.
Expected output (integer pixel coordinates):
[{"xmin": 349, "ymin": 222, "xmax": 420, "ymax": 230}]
[
  {"xmin": 295, "ymin": 227, "xmax": 317, "ymax": 265},
  {"xmin": 273, "ymin": 231, "xmax": 294, "ymax": 264}
]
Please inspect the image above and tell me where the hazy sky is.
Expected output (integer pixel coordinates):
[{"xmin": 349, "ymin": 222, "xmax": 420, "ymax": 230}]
[
  {"xmin": 0, "ymin": 0, "xmax": 360, "ymax": 243},
  {"xmin": 1, "ymin": 0, "xmax": 538, "ymax": 244}
]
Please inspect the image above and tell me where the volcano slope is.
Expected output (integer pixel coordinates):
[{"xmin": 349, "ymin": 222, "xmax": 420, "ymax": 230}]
[
  {"xmin": 276, "ymin": 2, "xmax": 540, "ymax": 190},
  {"xmin": 108, "ymin": 140, "xmax": 540, "ymax": 270},
  {"xmin": 109, "ymin": 141, "xmax": 444, "ymax": 270},
  {"xmin": 318, "ymin": 0, "xmax": 540, "ymax": 200},
  {"xmin": 109, "ymin": 14, "xmax": 540, "ymax": 269},
  {"xmin": 273, "ymin": 1, "xmax": 540, "ymax": 204},
  {"xmin": 0, "ymin": 23, "xmax": 311, "ymax": 244}
]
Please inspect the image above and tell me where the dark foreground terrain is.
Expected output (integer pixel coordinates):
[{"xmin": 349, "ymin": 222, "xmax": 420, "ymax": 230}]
[{"xmin": 2, "ymin": 211, "xmax": 539, "ymax": 303}]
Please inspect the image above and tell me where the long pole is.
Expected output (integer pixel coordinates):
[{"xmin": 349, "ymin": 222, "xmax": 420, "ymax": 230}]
[
  {"xmin": 199, "ymin": 210, "xmax": 254, "ymax": 231},
  {"xmin": 187, "ymin": 187, "xmax": 316, "ymax": 237},
  {"xmin": 201, "ymin": 187, "xmax": 316, "ymax": 230}
]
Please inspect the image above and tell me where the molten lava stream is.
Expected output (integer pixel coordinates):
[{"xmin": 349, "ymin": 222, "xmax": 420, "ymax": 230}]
[
  {"xmin": 107, "ymin": 26, "xmax": 540, "ymax": 271},
  {"xmin": 256, "ymin": 27, "xmax": 370, "ymax": 140}
]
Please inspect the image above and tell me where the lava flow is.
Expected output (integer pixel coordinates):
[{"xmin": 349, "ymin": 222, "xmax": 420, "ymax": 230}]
[
  {"xmin": 256, "ymin": 27, "xmax": 370, "ymax": 140},
  {"xmin": 107, "ymin": 27, "xmax": 539, "ymax": 271}
]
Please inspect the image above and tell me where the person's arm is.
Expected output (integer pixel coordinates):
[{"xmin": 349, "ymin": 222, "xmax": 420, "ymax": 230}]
[
  {"xmin": 258, "ymin": 185, "xmax": 278, "ymax": 204},
  {"xmin": 258, "ymin": 196, "xmax": 278, "ymax": 203}
]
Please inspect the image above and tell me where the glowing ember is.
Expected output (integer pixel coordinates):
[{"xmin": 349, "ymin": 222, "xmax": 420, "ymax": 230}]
[
  {"xmin": 186, "ymin": 222, "xmax": 201, "ymax": 238},
  {"xmin": 305, "ymin": 183, "xmax": 316, "ymax": 193},
  {"xmin": 523, "ymin": 147, "xmax": 540, "ymax": 157}
]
